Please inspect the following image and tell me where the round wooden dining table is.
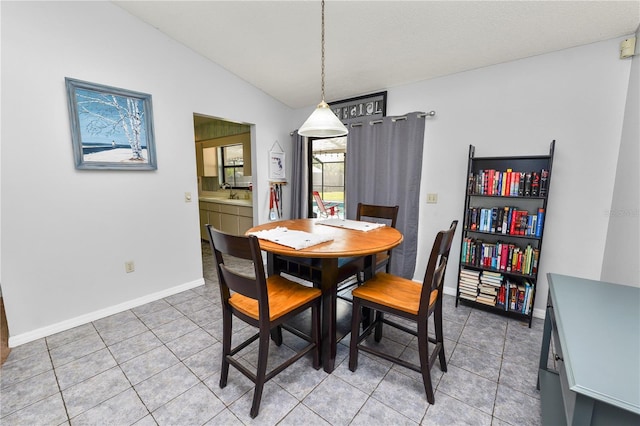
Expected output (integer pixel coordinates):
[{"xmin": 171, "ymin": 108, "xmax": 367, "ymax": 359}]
[{"xmin": 247, "ymin": 218, "xmax": 403, "ymax": 372}]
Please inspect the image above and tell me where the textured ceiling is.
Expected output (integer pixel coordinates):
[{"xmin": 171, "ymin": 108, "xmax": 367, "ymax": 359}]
[{"xmin": 114, "ymin": 1, "xmax": 640, "ymax": 109}]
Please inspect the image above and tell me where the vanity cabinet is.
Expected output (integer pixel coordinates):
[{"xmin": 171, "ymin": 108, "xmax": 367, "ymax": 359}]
[{"xmin": 199, "ymin": 200, "xmax": 253, "ymax": 239}]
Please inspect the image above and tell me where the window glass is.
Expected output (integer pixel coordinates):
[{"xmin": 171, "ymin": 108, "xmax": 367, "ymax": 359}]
[{"xmin": 221, "ymin": 144, "xmax": 244, "ymax": 187}]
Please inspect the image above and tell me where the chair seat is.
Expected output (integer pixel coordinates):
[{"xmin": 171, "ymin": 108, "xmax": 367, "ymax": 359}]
[
  {"xmin": 230, "ymin": 275, "xmax": 321, "ymax": 321},
  {"xmin": 352, "ymin": 272, "xmax": 438, "ymax": 316}
]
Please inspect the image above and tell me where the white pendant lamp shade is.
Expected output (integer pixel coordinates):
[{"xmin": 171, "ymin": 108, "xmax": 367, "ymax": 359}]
[
  {"xmin": 298, "ymin": 0, "xmax": 348, "ymax": 138},
  {"xmin": 298, "ymin": 101, "xmax": 348, "ymax": 137}
]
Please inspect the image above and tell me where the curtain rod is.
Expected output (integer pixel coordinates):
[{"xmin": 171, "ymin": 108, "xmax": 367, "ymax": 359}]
[{"xmin": 350, "ymin": 110, "xmax": 436, "ymax": 127}]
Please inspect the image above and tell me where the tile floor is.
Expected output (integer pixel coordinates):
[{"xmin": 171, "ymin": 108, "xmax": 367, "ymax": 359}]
[{"xmin": 0, "ymin": 244, "xmax": 545, "ymax": 425}]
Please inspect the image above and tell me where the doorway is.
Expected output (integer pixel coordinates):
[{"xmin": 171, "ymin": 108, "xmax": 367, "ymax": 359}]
[
  {"xmin": 193, "ymin": 114, "xmax": 255, "ymax": 238},
  {"xmin": 308, "ymin": 136, "xmax": 347, "ymax": 219},
  {"xmin": 193, "ymin": 115, "xmax": 252, "ymax": 193}
]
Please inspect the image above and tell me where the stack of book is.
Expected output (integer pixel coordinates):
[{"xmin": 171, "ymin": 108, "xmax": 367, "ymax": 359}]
[
  {"xmin": 476, "ymin": 271, "xmax": 503, "ymax": 306},
  {"xmin": 458, "ymin": 269, "xmax": 480, "ymax": 301}
]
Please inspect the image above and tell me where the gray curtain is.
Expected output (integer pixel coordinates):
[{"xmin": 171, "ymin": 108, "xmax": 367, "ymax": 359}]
[
  {"xmin": 290, "ymin": 131, "xmax": 308, "ymax": 219},
  {"xmin": 345, "ymin": 112, "xmax": 426, "ymax": 279}
]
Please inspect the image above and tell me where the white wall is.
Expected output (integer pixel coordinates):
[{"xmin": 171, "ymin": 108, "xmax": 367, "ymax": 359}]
[
  {"xmin": 601, "ymin": 37, "xmax": 640, "ymax": 287},
  {"xmin": 1, "ymin": 1, "xmax": 293, "ymax": 345},
  {"xmin": 382, "ymin": 38, "xmax": 632, "ymax": 316}
]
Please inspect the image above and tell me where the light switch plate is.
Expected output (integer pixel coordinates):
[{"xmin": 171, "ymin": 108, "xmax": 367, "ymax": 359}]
[{"xmin": 427, "ymin": 193, "xmax": 438, "ymax": 204}]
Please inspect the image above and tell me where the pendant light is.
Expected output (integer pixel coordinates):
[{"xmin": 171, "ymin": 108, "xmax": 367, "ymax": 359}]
[{"xmin": 298, "ymin": 0, "xmax": 348, "ymax": 138}]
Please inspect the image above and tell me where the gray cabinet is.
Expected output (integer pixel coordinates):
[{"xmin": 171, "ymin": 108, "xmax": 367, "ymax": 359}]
[{"xmin": 538, "ymin": 274, "xmax": 640, "ymax": 425}]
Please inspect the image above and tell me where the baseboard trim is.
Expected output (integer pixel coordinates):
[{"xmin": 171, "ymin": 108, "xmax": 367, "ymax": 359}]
[{"xmin": 8, "ymin": 278, "xmax": 205, "ymax": 348}]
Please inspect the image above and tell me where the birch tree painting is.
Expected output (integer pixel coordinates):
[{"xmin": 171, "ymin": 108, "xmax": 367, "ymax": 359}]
[{"xmin": 66, "ymin": 78, "xmax": 157, "ymax": 170}]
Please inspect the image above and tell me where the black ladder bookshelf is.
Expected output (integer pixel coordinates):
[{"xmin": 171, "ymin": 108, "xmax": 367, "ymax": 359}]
[{"xmin": 455, "ymin": 141, "xmax": 555, "ymax": 327}]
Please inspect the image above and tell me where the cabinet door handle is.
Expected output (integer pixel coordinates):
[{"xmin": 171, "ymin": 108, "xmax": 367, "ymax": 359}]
[{"xmin": 554, "ymin": 354, "xmax": 563, "ymax": 362}]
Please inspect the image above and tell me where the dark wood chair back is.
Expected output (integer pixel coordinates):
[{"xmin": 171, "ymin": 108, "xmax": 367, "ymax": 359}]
[
  {"xmin": 420, "ymin": 220, "xmax": 457, "ymax": 315},
  {"xmin": 356, "ymin": 203, "xmax": 399, "ymax": 227},
  {"xmin": 356, "ymin": 203, "xmax": 400, "ymax": 273},
  {"xmin": 209, "ymin": 228, "xmax": 266, "ymax": 314}
]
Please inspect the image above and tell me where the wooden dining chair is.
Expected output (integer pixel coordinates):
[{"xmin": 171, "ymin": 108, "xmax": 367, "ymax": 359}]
[
  {"xmin": 348, "ymin": 220, "xmax": 458, "ymax": 404},
  {"xmin": 207, "ymin": 225, "xmax": 322, "ymax": 418}
]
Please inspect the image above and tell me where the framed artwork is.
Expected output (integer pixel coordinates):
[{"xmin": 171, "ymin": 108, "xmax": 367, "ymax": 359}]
[
  {"xmin": 329, "ymin": 91, "xmax": 387, "ymax": 124},
  {"xmin": 269, "ymin": 142, "xmax": 286, "ymax": 181},
  {"xmin": 65, "ymin": 78, "xmax": 157, "ymax": 170}
]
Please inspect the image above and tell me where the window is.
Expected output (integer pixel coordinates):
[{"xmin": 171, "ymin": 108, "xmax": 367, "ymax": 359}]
[
  {"xmin": 221, "ymin": 144, "xmax": 244, "ymax": 188},
  {"xmin": 308, "ymin": 136, "xmax": 347, "ymax": 218}
]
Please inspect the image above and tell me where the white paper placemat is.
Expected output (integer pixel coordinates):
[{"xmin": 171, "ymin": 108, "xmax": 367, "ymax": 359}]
[
  {"xmin": 248, "ymin": 226, "xmax": 333, "ymax": 250},
  {"xmin": 317, "ymin": 218, "xmax": 386, "ymax": 232}
]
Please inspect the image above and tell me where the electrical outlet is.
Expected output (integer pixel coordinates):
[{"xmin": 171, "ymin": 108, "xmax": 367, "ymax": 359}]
[
  {"xmin": 125, "ymin": 261, "xmax": 135, "ymax": 273},
  {"xmin": 427, "ymin": 193, "xmax": 438, "ymax": 204}
]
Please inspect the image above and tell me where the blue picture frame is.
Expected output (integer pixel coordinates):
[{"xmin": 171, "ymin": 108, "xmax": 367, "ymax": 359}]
[{"xmin": 65, "ymin": 78, "xmax": 157, "ymax": 170}]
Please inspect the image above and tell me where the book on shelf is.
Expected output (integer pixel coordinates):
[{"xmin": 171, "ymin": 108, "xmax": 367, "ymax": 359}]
[
  {"xmin": 502, "ymin": 206, "xmax": 510, "ymax": 234},
  {"xmin": 539, "ymin": 169, "xmax": 549, "ymax": 196},
  {"xmin": 459, "ymin": 281, "xmax": 479, "ymax": 292},
  {"xmin": 524, "ymin": 173, "xmax": 532, "ymax": 196},
  {"xmin": 490, "ymin": 208, "xmax": 498, "ymax": 233},
  {"xmin": 503, "ymin": 169, "xmax": 512, "ymax": 196},
  {"xmin": 459, "ymin": 293, "xmax": 477, "ymax": 302},
  {"xmin": 535, "ymin": 208, "xmax": 545, "ymax": 238},
  {"xmin": 467, "ymin": 171, "xmax": 475, "ymax": 194},
  {"xmin": 517, "ymin": 172, "xmax": 526, "ymax": 196},
  {"xmin": 517, "ymin": 283, "xmax": 526, "ymax": 310},
  {"xmin": 460, "ymin": 268, "xmax": 481, "ymax": 276},
  {"xmin": 531, "ymin": 172, "xmax": 540, "ymax": 196},
  {"xmin": 521, "ymin": 281, "xmax": 532, "ymax": 314},
  {"xmin": 481, "ymin": 270, "xmax": 502, "ymax": 281},
  {"xmin": 476, "ymin": 295, "xmax": 496, "ymax": 306}
]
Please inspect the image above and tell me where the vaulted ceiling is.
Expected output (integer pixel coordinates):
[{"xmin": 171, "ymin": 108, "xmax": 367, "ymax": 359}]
[{"xmin": 114, "ymin": 1, "xmax": 640, "ymax": 109}]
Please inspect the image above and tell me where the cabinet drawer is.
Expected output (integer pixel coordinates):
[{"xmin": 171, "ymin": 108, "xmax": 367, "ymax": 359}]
[
  {"xmin": 238, "ymin": 216, "xmax": 253, "ymax": 234},
  {"xmin": 220, "ymin": 213, "xmax": 238, "ymax": 235},
  {"xmin": 238, "ymin": 206, "xmax": 253, "ymax": 217},
  {"xmin": 199, "ymin": 201, "xmax": 220, "ymax": 212},
  {"xmin": 219, "ymin": 204, "xmax": 239, "ymax": 215}
]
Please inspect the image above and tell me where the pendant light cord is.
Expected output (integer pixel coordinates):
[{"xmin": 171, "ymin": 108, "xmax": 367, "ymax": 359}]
[{"xmin": 321, "ymin": 0, "xmax": 325, "ymax": 102}]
